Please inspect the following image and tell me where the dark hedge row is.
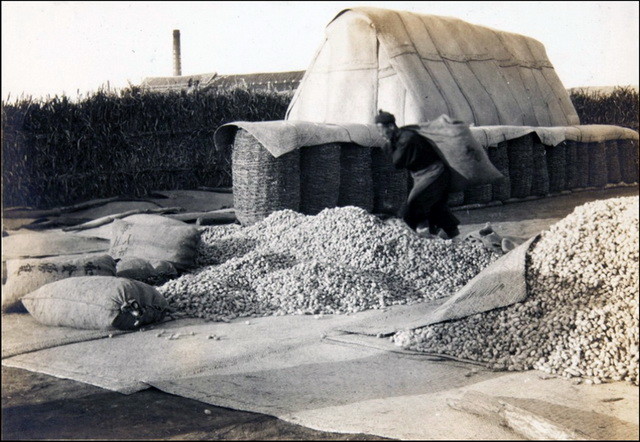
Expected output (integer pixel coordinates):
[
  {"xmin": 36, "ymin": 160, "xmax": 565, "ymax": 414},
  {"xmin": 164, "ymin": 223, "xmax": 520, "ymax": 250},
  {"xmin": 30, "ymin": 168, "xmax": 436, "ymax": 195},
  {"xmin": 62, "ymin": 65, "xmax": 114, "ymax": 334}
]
[
  {"xmin": 2, "ymin": 86, "xmax": 291, "ymax": 208},
  {"xmin": 570, "ymin": 86, "xmax": 639, "ymax": 132},
  {"xmin": 1, "ymin": 85, "xmax": 637, "ymax": 210}
]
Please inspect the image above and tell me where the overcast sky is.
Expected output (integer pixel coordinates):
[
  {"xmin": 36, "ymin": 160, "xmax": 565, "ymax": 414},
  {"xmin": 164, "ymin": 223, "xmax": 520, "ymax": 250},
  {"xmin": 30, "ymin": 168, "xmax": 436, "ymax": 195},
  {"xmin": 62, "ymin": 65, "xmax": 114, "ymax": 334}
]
[{"xmin": 2, "ymin": 1, "xmax": 638, "ymax": 99}]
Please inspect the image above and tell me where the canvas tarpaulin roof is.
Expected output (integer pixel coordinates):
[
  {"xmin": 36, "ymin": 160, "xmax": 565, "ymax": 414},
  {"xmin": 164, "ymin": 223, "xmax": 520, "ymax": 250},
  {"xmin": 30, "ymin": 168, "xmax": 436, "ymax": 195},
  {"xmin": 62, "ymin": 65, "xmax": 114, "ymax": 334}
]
[
  {"xmin": 214, "ymin": 120, "xmax": 638, "ymax": 158},
  {"xmin": 286, "ymin": 7, "xmax": 580, "ymax": 127}
]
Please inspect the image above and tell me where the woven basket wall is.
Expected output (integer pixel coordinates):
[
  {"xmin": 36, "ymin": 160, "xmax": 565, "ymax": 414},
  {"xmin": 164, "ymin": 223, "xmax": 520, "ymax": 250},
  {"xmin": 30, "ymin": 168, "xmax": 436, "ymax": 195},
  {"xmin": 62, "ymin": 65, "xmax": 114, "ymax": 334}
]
[
  {"xmin": 371, "ymin": 146, "xmax": 408, "ymax": 214},
  {"xmin": 488, "ymin": 142, "xmax": 511, "ymax": 202},
  {"xmin": 232, "ymin": 129, "xmax": 301, "ymax": 226},
  {"xmin": 300, "ymin": 143, "xmax": 341, "ymax": 215},
  {"xmin": 338, "ymin": 143, "xmax": 374, "ymax": 212},
  {"xmin": 587, "ymin": 142, "xmax": 608, "ymax": 188},
  {"xmin": 531, "ymin": 141, "xmax": 550, "ymax": 197},
  {"xmin": 564, "ymin": 140, "xmax": 579, "ymax": 190},
  {"xmin": 618, "ymin": 139, "xmax": 639, "ymax": 183},
  {"xmin": 447, "ymin": 191, "xmax": 465, "ymax": 207},
  {"xmin": 507, "ymin": 135, "xmax": 534, "ymax": 198},
  {"xmin": 464, "ymin": 184, "xmax": 493, "ymax": 205},
  {"xmin": 605, "ymin": 140, "xmax": 622, "ymax": 184},
  {"xmin": 632, "ymin": 140, "xmax": 640, "ymax": 183},
  {"xmin": 575, "ymin": 142, "xmax": 590, "ymax": 188},
  {"xmin": 464, "ymin": 145, "xmax": 494, "ymax": 204},
  {"xmin": 546, "ymin": 142, "xmax": 566, "ymax": 193}
]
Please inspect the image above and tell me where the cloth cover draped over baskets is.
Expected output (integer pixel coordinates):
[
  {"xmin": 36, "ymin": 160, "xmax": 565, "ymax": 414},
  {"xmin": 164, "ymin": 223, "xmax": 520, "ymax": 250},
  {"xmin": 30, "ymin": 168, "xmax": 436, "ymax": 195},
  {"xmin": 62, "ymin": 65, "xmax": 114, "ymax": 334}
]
[{"xmin": 214, "ymin": 120, "xmax": 638, "ymax": 224}]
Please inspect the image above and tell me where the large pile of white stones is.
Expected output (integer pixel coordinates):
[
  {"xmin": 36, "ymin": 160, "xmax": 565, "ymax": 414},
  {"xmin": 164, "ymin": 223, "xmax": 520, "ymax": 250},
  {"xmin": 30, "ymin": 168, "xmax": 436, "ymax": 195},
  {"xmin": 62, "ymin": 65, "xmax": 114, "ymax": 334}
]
[
  {"xmin": 158, "ymin": 206, "xmax": 500, "ymax": 321},
  {"xmin": 393, "ymin": 196, "xmax": 639, "ymax": 385}
]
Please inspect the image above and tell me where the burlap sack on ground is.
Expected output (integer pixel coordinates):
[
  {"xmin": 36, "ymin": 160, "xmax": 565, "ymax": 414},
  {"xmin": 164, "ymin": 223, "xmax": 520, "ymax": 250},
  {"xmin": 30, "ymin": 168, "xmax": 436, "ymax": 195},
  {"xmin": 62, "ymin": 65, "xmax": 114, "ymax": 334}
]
[
  {"xmin": 22, "ymin": 276, "xmax": 169, "ymax": 330},
  {"xmin": 2, "ymin": 254, "xmax": 116, "ymax": 313},
  {"xmin": 115, "ymin": 257, "xmax": 178, "ymax": 286},
  {"xmin": 109, "ymin": 215, "xmax": 200, "ymax": 270},
  {"xmin": 2, "ymin": 231, "xmax": 109, "ymax": 260}
]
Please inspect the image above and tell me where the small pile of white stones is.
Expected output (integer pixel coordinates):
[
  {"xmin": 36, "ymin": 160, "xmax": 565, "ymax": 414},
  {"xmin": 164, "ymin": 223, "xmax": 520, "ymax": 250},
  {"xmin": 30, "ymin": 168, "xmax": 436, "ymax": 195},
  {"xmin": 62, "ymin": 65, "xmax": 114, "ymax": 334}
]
[
  {"xmin": 393, "ymin": 196, "xmax": 639, "ymax": 385},
  {"xmin": 158, "ymin": 206, "xmax": 500, "ymax": 321}
]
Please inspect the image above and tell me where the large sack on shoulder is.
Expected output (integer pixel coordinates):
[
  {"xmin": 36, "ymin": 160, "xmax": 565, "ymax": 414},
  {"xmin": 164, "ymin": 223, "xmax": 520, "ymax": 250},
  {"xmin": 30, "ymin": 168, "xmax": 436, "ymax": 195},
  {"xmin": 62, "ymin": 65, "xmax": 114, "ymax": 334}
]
[
  {"xmin": 116, "ymin": 257, "xmax": 178, "ymax": 285},
  {"xmin": 407, "ymin": 115, "xmax": 504, "ymax": 191},
  {"xmin": 2, "ymin": 254, "xmax": 116, "ymax": 313},
  {"xmin": 109, "ymin": 215, "xmax": 200, "ymax": 270},
  {"xmin": 21, "ymin": 276, "xmax": 169, "ymax": 330}
]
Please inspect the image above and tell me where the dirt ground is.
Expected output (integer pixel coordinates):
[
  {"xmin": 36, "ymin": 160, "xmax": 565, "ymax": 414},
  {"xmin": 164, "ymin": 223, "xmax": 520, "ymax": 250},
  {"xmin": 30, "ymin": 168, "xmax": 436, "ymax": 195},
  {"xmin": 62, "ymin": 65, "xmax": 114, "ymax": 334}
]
[{"xmin": 2, "ymin": 185, "xmax": 638, "ymax": 440}]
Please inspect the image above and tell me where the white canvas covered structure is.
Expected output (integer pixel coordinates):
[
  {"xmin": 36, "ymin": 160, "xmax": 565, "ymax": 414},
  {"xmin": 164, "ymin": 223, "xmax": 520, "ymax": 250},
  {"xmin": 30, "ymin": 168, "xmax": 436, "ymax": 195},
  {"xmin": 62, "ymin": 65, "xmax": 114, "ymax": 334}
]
[{"xmin": 286, "ymin": 7, "xmax": 580, "ymax": 127}]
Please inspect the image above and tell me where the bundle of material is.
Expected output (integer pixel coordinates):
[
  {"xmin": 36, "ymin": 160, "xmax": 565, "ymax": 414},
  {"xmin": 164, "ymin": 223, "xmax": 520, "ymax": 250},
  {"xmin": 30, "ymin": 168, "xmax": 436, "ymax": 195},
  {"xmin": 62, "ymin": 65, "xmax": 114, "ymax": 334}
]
[
  {"xmin": 506, "ymin": 135, "xmax": 534, "ymax": 198},
  {"xmin": 22, "ymin": 276, "xmax": 170, "ymax": 330},
  {"xmin": 115, "ymin": 257, "xmax": 177, "ymax": 286},
  {"xmin": 2, "ymin": 254, "xmax": 116, "ymax": 313},
  {"xmin": 159, "ymin": 207, "xmax": 501, "ymax": 321},
  {"xmin": 545, "ymin": 142, "xmax": 566, "ymax": 193},
  {"xmin": 408, "ymin": 115, "xmax": 503, "ymax": 192},
  {"xmin": 300, "ymin": 143, "xmax": 341, "ymax": 215},
  {"xmin": 393, "ymin": 196, "xmax": 639, "ymax": 386},
  {"xmin": 564, "ymin": 140, "xmax": 579, "ymax": 190},
  {"xmin": 338, "ymin": 143, "xmax": 374, "ymax": 212},
  {"xmin": 487, "ymin": 142, "xmax": 511, "ymax": 202},
  {"xmin": 371, "ymin": 146, "xmax": 408, "ymax": 214},
  {"xmin": 587, "ymin": 142, "xmax": 608, "ymax": 188},
  {"xmin": 109, "ymin": 215, "xmax": 200, "ymax": 271},
  {"xmin": 618, "ymin": 139, "xmax": 640, "ymax": 183},
  {"xmin": 530, "ymin": 141, "xmax": 550, "ymax": 197},
  {"xmin": 605, "ymin": 140, "xmax": 622, "ymax": 184},
  {"xmin": 232, "ymin": 129, "xmax": 301, "ymax": 226}
]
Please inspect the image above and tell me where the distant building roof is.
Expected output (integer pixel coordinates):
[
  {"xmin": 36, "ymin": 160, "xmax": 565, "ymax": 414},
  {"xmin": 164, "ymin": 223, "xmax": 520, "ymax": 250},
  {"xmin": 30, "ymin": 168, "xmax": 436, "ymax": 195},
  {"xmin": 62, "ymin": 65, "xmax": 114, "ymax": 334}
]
[{"xmin": 140, "ymin": 70, "xmax": 304, "ymax": 93}]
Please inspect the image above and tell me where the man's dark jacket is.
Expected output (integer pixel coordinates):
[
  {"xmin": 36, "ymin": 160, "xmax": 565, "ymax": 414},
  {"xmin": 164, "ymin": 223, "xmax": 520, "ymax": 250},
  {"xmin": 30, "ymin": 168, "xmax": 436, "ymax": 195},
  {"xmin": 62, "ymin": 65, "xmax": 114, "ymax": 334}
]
[{"xmin": 385, "ymin": 128, "xmax": 459, "ymax": 233}]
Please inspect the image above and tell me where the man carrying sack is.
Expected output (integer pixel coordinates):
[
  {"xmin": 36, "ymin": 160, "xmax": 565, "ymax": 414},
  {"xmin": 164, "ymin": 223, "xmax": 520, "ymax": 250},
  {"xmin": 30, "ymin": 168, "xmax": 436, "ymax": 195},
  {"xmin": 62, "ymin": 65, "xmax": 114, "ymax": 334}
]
[{"xmin": 375, "ymin": 110, "xmax": 460, "ymax": 239}]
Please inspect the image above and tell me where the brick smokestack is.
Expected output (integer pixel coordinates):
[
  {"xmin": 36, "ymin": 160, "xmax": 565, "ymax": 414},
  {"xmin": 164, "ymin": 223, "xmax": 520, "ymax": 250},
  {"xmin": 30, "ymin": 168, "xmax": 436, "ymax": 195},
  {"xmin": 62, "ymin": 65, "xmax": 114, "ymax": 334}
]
[{"xmin": 173, "ymin": 29, "xmax": 182, "ymax": 76}]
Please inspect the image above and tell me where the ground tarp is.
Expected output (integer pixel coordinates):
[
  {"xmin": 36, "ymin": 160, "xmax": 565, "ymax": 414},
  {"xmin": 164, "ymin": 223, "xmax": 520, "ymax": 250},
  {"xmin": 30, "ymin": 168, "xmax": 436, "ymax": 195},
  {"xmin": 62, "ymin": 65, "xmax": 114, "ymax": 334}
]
[
  {"xmin": 2, "ymin": 311, "xmax": 638, "ymax": 440},
  {"xmin": 1, "ymin": 314, "xmax": 127, "ymax": 359},
  {"xmin": 336, "ymin": 235, "xmax": 538, "ymax": 337}
]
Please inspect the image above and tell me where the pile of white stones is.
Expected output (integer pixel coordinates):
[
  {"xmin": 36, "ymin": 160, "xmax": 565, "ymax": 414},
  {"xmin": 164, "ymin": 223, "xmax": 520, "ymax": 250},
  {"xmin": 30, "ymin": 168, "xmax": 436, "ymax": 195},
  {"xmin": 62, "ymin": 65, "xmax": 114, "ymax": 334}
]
[
  {"xmin": 393, "ymin": 196, "xmax": 639, "ymax": 385},
  {"xmin": 158, "ymin": 206, "xmax": 500, "ymax": 321}
]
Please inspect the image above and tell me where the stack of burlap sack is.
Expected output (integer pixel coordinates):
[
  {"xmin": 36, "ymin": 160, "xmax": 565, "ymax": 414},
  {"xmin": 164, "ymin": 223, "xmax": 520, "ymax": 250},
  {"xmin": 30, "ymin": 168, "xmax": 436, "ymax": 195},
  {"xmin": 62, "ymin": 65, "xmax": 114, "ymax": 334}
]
[{"xmin": 1, "ymin": 215, "xmax": 200, "ymax": 331}]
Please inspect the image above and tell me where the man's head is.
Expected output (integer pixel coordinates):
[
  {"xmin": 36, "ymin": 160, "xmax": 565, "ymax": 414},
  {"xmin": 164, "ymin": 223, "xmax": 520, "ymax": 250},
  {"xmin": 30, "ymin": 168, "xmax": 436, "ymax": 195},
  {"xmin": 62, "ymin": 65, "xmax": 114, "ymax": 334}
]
[{"xmin": 375, "ymin": 110, "xmax": 397, "ymax": 140}]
